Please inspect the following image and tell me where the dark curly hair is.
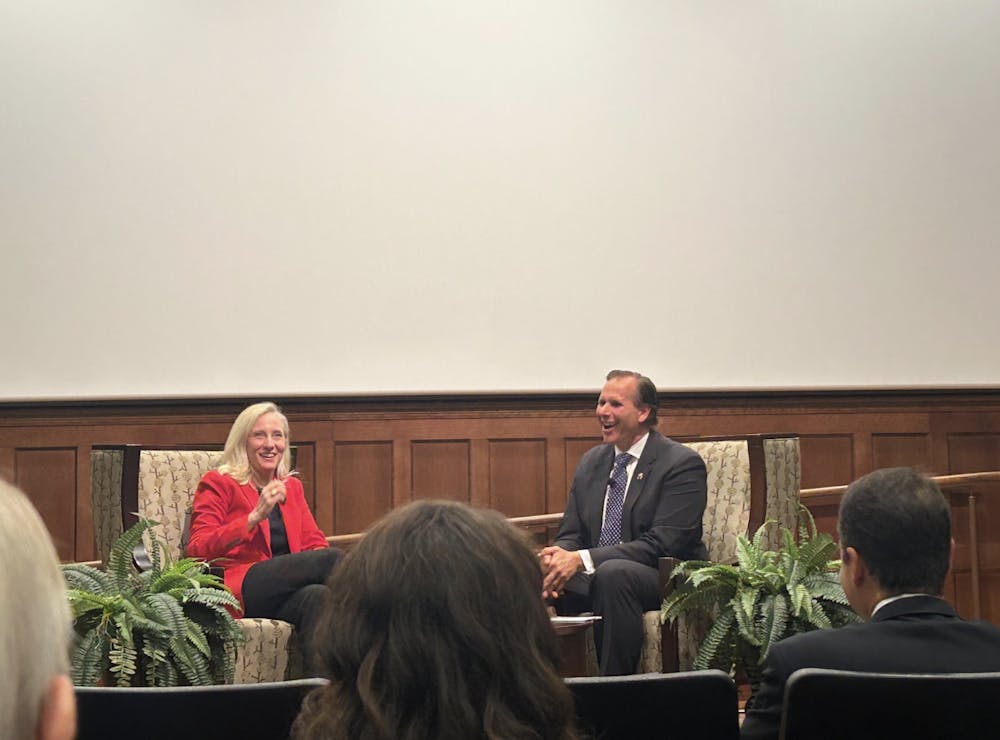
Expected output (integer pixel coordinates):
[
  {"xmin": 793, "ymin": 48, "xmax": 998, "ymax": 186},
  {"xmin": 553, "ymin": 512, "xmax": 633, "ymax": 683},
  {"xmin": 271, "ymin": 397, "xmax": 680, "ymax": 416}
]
[{"xmin": 292, "ymin": 500, "xmax": 579, "ymax": 740}]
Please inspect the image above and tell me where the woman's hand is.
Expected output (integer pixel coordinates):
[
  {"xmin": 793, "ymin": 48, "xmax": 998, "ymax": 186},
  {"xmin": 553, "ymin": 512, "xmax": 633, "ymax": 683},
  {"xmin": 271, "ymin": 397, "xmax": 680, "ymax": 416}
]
[{"xmin": 247, "ymin": 479, "xmax": 287, "ymax": 530}]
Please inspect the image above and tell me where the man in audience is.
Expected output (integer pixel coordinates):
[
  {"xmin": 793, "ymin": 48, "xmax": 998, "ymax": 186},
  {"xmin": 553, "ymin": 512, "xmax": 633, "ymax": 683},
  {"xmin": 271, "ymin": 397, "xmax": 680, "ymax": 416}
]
[
  {"xmin": 741, "ymin": 466, "xmax": 1000, "ymax": 740},
  {"xmin": 540, "ymin": 369, "xmax": 708, "ymax": 675},
  {"xmin": 0, "ymin": 479, "xmax": 76, "ymax": 740}
]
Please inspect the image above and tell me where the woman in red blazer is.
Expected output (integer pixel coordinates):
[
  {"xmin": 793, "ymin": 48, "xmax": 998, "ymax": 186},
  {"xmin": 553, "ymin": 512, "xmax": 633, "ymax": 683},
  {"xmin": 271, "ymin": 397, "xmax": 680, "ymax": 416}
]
[{"xmin": 186, "ymin": 402, "xmax": 341, "ymax": 669}]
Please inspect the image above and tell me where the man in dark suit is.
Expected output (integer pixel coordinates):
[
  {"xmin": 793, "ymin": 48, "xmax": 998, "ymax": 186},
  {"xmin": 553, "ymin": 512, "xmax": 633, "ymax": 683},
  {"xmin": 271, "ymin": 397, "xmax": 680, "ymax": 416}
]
[
  {"xmin": 741, "ymin": 466, "xmax": 1000, "ymax": 740},
  {"xmin": 540, "ymin": 370, "xmax": 708, "ymax": 675}
]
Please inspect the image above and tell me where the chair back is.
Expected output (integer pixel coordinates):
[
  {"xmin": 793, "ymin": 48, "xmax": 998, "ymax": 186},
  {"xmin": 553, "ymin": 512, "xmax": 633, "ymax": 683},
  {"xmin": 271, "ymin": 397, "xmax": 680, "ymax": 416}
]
[
  {"xmin": 780, "ymin": 668, "xmax": 1000, "ymax": 740},
  {"xmin": 682, "ymin": 434, "xmax": 801, "ymax": 561},
  {"xmin": 684, "ymin": 439, "xmax": 752, "ymax": 562},
  {"xmin": 646, "ymin": 434, "xmax": 800, "ymax": 672},
  {"xmin": 91, "ymin": 446, "xmax": 221, "ymax": 562},
  {"xmin": 75, "ymin": 677, "xmax": 327, "ymax": 740},
  {"xmin": 565, "ymin": 670, "xmax": 739, "ymax": 740}
]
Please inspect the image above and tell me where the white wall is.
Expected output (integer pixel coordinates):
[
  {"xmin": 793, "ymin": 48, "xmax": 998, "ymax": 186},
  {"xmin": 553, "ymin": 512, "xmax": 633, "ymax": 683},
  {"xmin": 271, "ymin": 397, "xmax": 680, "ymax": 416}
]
[{"xmin": 2, "ymin": 1, "xmax": 999, "ymax": 400}]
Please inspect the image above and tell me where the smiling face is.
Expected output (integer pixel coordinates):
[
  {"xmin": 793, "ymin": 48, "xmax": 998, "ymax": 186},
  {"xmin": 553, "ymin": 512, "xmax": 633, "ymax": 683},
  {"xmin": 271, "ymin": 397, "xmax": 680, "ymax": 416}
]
[
  {"xmin": 245, "ymin": 411, "xmax": 287, "ymax": 483},
  {"xmin": 596, "ymin": 375, "xmax": 651, "ymax": 451}
]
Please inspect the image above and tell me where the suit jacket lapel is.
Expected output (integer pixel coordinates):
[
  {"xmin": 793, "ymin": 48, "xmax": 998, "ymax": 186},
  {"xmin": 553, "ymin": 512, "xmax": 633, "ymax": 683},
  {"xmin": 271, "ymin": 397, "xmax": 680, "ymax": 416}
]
[
  {"xmin": 588, "ymin": 446, "xmax": 615, "ymax": 542},
  {"xmin": 621, "ymin": 432, "xmax": 658, "ymax": 540}
]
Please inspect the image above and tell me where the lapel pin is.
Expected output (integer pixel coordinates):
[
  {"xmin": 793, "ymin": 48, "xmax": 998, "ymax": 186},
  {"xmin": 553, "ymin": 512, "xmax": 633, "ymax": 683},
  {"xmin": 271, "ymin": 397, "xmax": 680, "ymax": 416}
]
[{"xmin": 637, "ymin": 472, "xmax": 644, "ymax": 481}]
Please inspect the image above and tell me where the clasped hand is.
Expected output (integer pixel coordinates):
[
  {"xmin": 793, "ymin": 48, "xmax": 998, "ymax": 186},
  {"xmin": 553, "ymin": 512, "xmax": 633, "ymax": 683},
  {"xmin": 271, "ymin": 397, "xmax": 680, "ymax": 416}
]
[{"xmin": 539, "ymin": 545, "xmax": 583, "ymax": 600}]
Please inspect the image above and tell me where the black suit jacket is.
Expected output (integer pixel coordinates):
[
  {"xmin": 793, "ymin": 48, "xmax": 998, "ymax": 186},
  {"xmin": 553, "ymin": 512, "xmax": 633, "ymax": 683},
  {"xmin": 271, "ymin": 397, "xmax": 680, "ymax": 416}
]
[
  {"xmin": 553, "ymin": 430, "xmax": 708, "ymax": 568},
  {"xmin": 741, "ymin": 595, "xmax": 1000, "ymax": 740}
]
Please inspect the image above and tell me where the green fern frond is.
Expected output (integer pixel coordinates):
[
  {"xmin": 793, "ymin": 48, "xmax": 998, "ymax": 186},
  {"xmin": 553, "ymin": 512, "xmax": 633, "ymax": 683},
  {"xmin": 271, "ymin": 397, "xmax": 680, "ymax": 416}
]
[
  {"xmin": 736, "ymin": 535, "xmax": 763, "ymax": 572},
  {"xmin": 735, "ymin": 589, "xmax": 761, "ymax": 646},
  {"xmin": 796, "ymin": 535, "xmax": 838, "ymax": 572},
  {"xmin": 69, "ymin": 630, "xmax": 105, "ymax": 686},
  {"xmin": 689, "ymin": 563, "xmax": 741, "ymax": 589},
  {"xmin": 758, "ymin": 593, "xmax": 790, "ymax": 661},
  {"xmin": 107, "ymin": 518, "xmax": 157, "ymax": 590},
  {"xmin": 802, "ymin": 597, "xmax": 834, "ymax": 630},
  {"xmin": 108, "ymin": 612, "xmax": 139, "ymax": 687},
  {"xmin": 670, "ymin": 559, "xmax": 713, "ymax": 579},
  {"xmin": 179, "ymin": 587, "xmax": 241, "ymax": 612},
  {"xmin": 788, "ymin": 582, "xmax": 811, "ymax": 617},
  {"xmin": 170, "ymin": 634, "xmax": 212, "ymax": 685},
  {"xmin": 63, "ymin": 515, "xmax": 243, "ymax": 687},
  {"xmin": 694, "ymin": 607, "xmax": 737, "ymax": 672},
  {"xmin": 781, "ymin": 527, "xmax": 798, "ymax": 561},
  {"xmin": 796, "ymin": 504, "xmax": 819, "ymax": 541},
  {"xmin": 751, "ymin": 519, "xmax": 776, "ymax": 551},
  {"xmin": 185, "ymin": 621, "xmax": 211, "ymax": 658},
  {"xmin": 63, "ymin": 563, "xmax": 114, "ymax": 594},
  {"xmin": 662, "ymin": 580, "xmax": 736, "ymax": 622},
  {"xmin": 801, "ymin": 573, "xmax": 850, "ymax": 605}
]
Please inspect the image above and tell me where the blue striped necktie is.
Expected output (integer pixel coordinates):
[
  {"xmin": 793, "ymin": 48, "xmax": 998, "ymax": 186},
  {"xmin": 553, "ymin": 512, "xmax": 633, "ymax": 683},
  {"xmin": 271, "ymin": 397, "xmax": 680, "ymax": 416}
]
[{"xmin": 598, "ymin": 452, "xmax": 633, "ymax": 546}]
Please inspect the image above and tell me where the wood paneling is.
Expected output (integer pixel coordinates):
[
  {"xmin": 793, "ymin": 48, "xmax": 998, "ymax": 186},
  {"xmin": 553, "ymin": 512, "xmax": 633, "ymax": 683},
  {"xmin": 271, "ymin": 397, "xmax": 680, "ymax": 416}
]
[
  {"xmin": 488, "ymin": 439, "xmax": 547, "ymax": 517},
  {"xmin": 800, "ymin": 435, "xmax": 854, "ymax": 488},
  {"xmin": 14, "ymin": 448, "xmax": 77, "ymax": 561},
  {"xmin": 333, "ymin": 442, "xmax": 393, "ymax": 535},
  {"xmin": 872, "ymin": 433, "xmax": 932, "ymax": 473},
  {"xmin": 411, "ymin": 441, "xmax": 470, "ymax": 503},
  {"xmin": 4, "ymin": 389, "xmax": 1000, "ymax": 565},
  {"xmin": 948, "ymin": 434, "xmax": 1000, "ymax": 474}
]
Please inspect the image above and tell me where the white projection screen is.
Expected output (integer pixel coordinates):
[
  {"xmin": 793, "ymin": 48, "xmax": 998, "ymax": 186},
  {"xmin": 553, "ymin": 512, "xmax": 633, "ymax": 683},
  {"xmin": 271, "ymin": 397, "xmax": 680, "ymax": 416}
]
[{"xmin": 2, "ymin": 1, "xmax": 999, "ymax": 401}]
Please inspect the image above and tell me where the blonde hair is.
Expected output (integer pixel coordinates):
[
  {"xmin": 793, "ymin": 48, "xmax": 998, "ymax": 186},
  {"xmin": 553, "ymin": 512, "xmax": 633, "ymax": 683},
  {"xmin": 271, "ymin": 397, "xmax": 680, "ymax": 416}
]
[
  {"xmin": 216, "ymin": 402, "xmax": 293, "ymax": 484},
  {"xmin": 0, "ymin": 479, "xmax": 72, "ymax": 740}
]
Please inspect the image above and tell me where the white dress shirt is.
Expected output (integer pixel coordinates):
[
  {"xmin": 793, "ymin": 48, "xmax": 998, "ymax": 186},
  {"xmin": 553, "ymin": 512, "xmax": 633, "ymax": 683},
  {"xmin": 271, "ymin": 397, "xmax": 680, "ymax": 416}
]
[{"xmin": 579, "ymin": 432, "xmax": 650, "ymax": 574}]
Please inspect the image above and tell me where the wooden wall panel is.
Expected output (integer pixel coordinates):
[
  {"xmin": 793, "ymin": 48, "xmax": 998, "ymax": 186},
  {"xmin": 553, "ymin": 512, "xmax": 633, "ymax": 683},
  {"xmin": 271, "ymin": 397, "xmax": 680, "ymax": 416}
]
[
  {"xmin": 565, "ymin": 438, "xmax": 601, "ymax": 489},
  {"xmin": 488, "ymin": 439, "xmax": 546, "ymax": 517},
  {"xmin": 411, "ymin": 441, "xmax": 470, "ymax": 503},
  {"xmin": 872, "ymin": 433, "xmax": 932, "ymax": 473},
  {"xmin": 14, "ymin": 448, "xmax": 77, "ymax": 561},
  {"xmin": 799, "ymin": 435, "xmax": 854, "ymax": 488},
  {"xmin": 0, "ymin": 446, "xmax": 13, "ymax": 482},
  {"xmin": 948, "ymin": 434, "xmax": 1000, "ymax": 474},
  {"xmin": 292, "ymin": 443, "xmax": 316, "ymax": 510},
  {"xmin": 4, "ymin": 389, "xmax": 1000, "ymax": 562},
  {"xmin": 333, "ymin": 442, "xmax": 393, "ymax": 535}
]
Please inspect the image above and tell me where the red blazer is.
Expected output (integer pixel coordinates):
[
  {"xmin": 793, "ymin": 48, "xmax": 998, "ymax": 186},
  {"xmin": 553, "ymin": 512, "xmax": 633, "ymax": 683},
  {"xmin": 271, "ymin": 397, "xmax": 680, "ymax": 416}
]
[{"xmin": 185, "ymin": 470, "xmax": 329, "ymax": 612}]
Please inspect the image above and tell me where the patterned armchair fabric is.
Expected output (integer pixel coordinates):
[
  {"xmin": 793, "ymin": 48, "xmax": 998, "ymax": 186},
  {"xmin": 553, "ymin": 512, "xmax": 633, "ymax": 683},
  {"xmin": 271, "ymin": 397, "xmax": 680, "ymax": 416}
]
[
  {"xmin": 637, "ymin": 435, "xmax": 801, "ymax": 673},
  {"xmin": 684, "ymin": 440, "xmax": 752, "ymax": 563},
  {"xmin": 89, "ymin": 447, "xmax": 299, "ymax": 684},
  {"xmin": 90, "ymin": 448, "xmax": 124, "ymax": 564}
]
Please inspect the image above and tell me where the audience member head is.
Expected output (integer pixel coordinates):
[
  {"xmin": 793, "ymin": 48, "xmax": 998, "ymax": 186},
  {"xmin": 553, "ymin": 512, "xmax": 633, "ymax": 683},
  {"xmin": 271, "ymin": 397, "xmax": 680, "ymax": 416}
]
[
  {"xmin": 838, "ymin": 467, "xmax": 952, "ymax": 615},
  {"xmin": 217, "ymin": 401, "xmax": 292, "ymax": 484},
  {"xmin": 293, "ymin": 500, "xmax": 578, "ymax": 740},
  {"xmin": 0, "ymin": 479, "xmax": 76, "ymax": 740}
]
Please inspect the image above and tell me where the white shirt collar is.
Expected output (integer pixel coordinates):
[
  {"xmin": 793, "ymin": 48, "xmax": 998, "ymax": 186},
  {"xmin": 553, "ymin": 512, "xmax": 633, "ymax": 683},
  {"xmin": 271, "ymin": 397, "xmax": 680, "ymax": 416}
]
[{"xmin": 870, "ymin": 593, "xmax": 929, "ymax": 617}]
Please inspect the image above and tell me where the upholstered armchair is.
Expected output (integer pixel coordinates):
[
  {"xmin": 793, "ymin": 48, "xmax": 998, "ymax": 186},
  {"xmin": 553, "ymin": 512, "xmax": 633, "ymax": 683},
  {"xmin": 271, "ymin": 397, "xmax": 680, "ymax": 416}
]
[
  {"xmin": 636, "ymin": 434, "xmax": 801, "ymax": 673},
  {"xmin": 90, "ymin": 446, "xmax": 302, "ymax": 684}
]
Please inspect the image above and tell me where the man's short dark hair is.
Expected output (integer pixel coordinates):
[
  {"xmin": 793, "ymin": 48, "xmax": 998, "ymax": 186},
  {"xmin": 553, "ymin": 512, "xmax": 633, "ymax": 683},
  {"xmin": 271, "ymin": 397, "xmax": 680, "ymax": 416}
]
[
  {"xmin": 605, "ymin": 369, "xmax": 658, "ymax": 428},
  {"xmin": 838, "ymin": 467, "xmax": 951, "ymax": 595}
]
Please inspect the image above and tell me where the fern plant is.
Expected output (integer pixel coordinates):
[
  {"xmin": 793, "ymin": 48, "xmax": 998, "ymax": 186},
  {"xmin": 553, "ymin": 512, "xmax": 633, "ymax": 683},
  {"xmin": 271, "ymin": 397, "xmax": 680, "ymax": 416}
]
[
  {"xmin": 63, "ymin": 518, "xmax": 243, "ymax": 686},
  {"xmin": 661, "ymin": 506, "xmax": 862, "ymax": 703}
]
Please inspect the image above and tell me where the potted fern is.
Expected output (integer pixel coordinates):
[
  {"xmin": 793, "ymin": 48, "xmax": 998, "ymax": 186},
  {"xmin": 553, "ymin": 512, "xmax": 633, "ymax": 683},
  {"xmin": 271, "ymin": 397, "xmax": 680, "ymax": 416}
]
[
  {"xmin": 661, "ymin": 506, "xmax": 861, "ymax": 705},
  {"xmin": 63, "ymin": 518, "xmax": 244, "ymax": 686}
]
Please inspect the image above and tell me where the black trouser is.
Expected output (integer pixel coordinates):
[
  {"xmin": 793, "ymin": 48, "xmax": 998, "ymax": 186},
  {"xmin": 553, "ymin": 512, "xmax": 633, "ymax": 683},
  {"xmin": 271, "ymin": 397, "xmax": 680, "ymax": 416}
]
[
  {"xmin": 242, "ymin": 548, "xmax": 343, "ymax": 675},
  {"xmin": 556, "ymin": 559, "xmax": 660, "ymax": 676}
]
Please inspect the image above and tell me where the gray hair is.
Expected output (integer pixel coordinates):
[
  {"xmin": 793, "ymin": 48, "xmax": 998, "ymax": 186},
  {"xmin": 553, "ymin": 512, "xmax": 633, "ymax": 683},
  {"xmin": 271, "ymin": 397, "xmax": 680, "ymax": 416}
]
[{"xmin": 0, "ymin": 479, "xmax": 72, "ymax": 740}]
